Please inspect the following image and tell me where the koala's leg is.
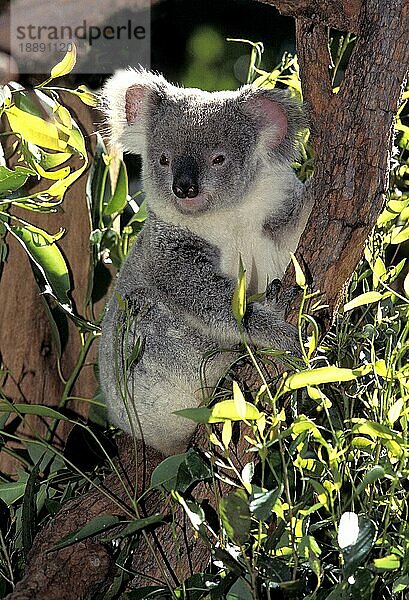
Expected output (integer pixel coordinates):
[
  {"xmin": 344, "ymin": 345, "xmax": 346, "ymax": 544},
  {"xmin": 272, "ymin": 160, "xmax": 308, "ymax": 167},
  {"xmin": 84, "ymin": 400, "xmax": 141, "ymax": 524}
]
[{"xmin": 99, "ymin": 292, "xmax": 222, "ymax": 455}]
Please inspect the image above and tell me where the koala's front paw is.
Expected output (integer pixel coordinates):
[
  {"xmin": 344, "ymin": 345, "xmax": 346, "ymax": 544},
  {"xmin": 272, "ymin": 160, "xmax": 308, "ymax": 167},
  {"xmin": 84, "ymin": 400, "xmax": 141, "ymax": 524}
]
[
  {"xmin": 245, "ymin": 303, "xmax": 301, "ymax": 357},
  {"xmin": 265, "ymin": 281, "xmax": 302, "ymax": 318}
]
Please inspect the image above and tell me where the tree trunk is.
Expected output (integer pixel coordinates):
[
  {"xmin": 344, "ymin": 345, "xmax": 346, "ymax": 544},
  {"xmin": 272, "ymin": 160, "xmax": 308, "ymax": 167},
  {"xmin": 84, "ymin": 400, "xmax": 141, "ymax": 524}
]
[{"xmin": 5, "ymin": 0, "xmax": 409, "ymax": 596}]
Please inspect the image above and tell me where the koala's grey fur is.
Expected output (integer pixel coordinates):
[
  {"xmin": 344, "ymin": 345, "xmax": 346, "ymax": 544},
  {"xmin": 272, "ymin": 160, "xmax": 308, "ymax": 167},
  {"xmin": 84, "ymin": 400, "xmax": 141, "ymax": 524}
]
[{"xmin": 98, "ymin": 68, "xmax": 311, "ymax": 455}]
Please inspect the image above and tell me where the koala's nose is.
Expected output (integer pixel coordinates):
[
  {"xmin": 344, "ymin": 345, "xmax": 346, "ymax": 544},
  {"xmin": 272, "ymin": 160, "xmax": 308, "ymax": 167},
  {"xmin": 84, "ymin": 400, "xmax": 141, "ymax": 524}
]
[{"xmin": 172, "ymin": 179, "xmax": 199, "ymax": 199}]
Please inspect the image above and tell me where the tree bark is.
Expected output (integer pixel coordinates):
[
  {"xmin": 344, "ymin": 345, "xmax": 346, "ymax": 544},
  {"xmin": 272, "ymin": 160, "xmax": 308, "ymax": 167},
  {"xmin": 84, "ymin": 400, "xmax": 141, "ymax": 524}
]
[
  {"xmin": 0, "ymin": 93, "xmax": 98, "ymax": 475},
  {"xmin": 5, "ymin": 0, "xmax": 409, "ymax": 596}
]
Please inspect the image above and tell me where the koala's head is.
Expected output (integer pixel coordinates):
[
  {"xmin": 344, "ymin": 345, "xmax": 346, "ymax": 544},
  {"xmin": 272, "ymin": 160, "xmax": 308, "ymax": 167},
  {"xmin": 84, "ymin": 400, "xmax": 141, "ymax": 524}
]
[{"xmin": 102, "ymin": 68, "xmax": 304, "ymax": 216}]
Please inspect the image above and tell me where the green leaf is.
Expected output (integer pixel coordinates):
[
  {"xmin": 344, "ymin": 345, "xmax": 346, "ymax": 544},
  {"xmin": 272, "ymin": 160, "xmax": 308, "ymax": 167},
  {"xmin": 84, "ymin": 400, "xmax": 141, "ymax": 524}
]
[
  {"xmin": 6, "ymin": 105, "xmax": 69, "ymax": 151},
  {"xmin": 22, "ymin": 463, "xmax": 40, "ymax": 559},
  {"xmin": 126, "ymin": 200, "xmax": 148, "ymax": 226},
  {"xmin": 391, "ymin": 225, "xmax": 409, "ymax": 244},
  {"xmin": 343, "ymin": 292, "xmax": 384, "ymax": 312},
  {"xmin": 373, "ymin": 554, "xmax": 400, "ymax": 571},
  {"xmin": 227, "ymin": 577, "xmax": 253, "ymax": 600},
  {"xmin": 219, "ymin": 489, "xmax": 251, "ymax": 545},
  {"xmin": 290, "ymin": 252, "xmax": 306, "ymax": 287},
  {"xmin": 5, "ymin": 221, "xmax": 72, "ymax": 309},
  {"xmin": 50, "ymin": 45, "xmax": 77, "ymax": 79},
  {"xmin": 119, "ymin": 515, "xmax": 164, "ymax": 537},
  {"xmin": 0, "ymin": 402, "xmax": 71, "ymax": 422},
  {"xmin": 355, "ymin": 465, "xmax": 385, "ymax": 495},
  {"xmin": 123, "ymin": 587, "xmax": 169, "ymax": 600},
  {"xmin": 284, "ymin": 366, "xmax": 359, "ymax": 390},
  {"xmin": 0, "ymin": 471, "xmax": 29, "ymax": 506},
  {"xmin": 249, "ymin": 486, "xmax": 282, "ymax": 521},
  {"xmin": 232, "ymin": 381, "xmax": 246, "ymax": 419},
  {"xmin": 175, "ymin": 449, "xmax": 212, "ymax": 492},
  {"xmin": 175, "ymin": 399, "xmax": 261, "ymax": 423},
  {"xmin": 342, "ymin": 517, "xmax": 377, "ymax": 579},
  {"xmin": 104, "ymin": 160, "xmax": 128, "ymax": 215},
  {"xmin": 50, "ymin": 515, "xmax": 120, "ymax": 551},
  {"xmin": 232, "ymin": 255, "xmax": 246, "ymax": 323},
  {"xmin": 0, "ymin": 165, "xmax": 33, "ymax": 195},
  {"xmin": 150, "ymin": 452, "xmax": 189, "ymax": 491}
]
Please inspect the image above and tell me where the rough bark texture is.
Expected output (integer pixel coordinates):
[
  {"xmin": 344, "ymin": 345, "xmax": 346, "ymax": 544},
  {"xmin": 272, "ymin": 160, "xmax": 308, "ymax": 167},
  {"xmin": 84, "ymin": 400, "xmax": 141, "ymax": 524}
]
[
  {"xmin": 6, "ymin": 432, "xmax": 253, "ymax": 598},
  {"xmin": 265, "ymin": 0, "xmax": 409, "ymax": 324},
  {"xmin": 256, "ymin": 0, "xmax": 362, "ymax": 32},
  {"xmin": 4, "ymin": 0, "xmax": 409, "ymax": 597},
  {"xmin": 0, "ymin": 93, "xmax": 99, "ymax": 475}
]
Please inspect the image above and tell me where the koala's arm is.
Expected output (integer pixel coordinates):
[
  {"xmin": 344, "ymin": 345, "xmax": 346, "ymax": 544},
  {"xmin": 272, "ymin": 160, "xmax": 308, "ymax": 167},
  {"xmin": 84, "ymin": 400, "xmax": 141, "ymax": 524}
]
[{"xmin": 142, "ymin": 219, "xmax": 298, "ymax": 353}]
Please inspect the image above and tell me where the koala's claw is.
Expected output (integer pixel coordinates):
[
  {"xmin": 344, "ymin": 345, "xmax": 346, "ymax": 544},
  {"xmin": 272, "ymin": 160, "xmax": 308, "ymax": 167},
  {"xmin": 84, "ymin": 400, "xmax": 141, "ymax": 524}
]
[
  {"xmin": 277, "ymin": 284, "xmax": 302, "ymax": 317},
  {"xmin": 265, "ymin": 279, "xmax": 282, "ymax": 303}
]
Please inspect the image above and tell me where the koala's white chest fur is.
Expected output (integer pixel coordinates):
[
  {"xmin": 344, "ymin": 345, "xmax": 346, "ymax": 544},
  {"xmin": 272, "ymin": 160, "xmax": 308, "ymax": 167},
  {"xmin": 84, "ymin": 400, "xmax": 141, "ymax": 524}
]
[{"xmin": 168, "ymin": 171, "xmax": 301, "ymax": 293}]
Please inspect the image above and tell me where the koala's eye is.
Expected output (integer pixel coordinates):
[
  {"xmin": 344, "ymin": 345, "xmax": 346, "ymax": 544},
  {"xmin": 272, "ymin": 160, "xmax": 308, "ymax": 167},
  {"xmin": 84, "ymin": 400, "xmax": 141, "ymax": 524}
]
[
  {"xmin": 159, "ymin": 154, "xmax": 170, "ymax": 166},
  {"xmin": 212, "ymin": 154, "xmax": 225, "ymax": 165}
]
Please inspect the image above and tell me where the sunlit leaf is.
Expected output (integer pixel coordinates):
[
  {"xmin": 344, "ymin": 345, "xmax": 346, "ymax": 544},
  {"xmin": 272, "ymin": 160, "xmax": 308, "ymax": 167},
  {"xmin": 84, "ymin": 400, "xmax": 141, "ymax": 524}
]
[
  {"xmin": 343, "ymin": 292, "xmax": 384, "ymax": 312},
  {"xmin": 50, "ymin": 45, "xmax": 77, "ymax": 79},
  {"xmin": 6, "ymin": 105, "xmax": 68, "ymax": 151},
  {"xmin": 284, "ymin": 366, "xmax": 359, "ymax": 390},
  {"xmin": 104, "ymin": 160, "xmax": 128, "ymax": 215},
  {"xmin": 232, "ymin": 255, "xmax": 246, "ymax": 323},
  {"xmin": 5, "ymin": 221, "xmax": 72, "ymax": 308},
  {"xmin": 290, "ymin": 252, "xmax": 306, "ymax": 287},
  {"xmin": 373, "ymin": 554, "xmax": 401, "ymax": 571},
  {"xmin": 232, "ymin": 381, "xmax": 246, "ymax": 419},
  {"xmin": 222, "ymin": 419, "xmax": 232, "ymax": 449}
]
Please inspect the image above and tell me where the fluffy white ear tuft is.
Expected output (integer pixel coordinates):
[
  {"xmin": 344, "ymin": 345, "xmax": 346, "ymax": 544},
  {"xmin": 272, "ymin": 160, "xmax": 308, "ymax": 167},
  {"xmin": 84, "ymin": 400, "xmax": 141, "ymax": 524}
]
[
  {"xmin": 247, "ymin": 95, "xmax": 288, "ymax": 148},
  {"xmin": 100, "ymin": 68, "xmax": 168, "ymax": 154},
  {"xmin": 239, "ymin": 86, "xmax": 305, "ymax": 161}
]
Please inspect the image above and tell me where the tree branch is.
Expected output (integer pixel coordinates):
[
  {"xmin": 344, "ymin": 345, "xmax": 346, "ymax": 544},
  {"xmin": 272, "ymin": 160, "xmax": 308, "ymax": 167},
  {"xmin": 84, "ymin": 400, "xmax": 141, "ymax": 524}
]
[{"xmin": 255, "ymin": 0, "xmax": 362, "ymax": 33}]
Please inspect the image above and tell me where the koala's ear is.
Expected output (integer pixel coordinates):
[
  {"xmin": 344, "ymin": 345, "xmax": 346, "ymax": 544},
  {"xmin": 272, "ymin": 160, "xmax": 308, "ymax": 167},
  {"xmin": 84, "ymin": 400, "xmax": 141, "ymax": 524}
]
[
  {"xmin": 239, "ymin": 86, "xmax": 305, "ymax": 160},
  {"xmin": 100, "ymin": 68, "xmax": 168, "ymax": 154}
]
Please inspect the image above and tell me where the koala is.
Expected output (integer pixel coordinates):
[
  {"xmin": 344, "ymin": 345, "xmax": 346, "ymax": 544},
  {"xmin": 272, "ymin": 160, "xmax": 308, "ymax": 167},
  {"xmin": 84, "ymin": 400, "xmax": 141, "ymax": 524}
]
[{"xmin": 98, "ymin": 68, "xmax": 311, "ymax": 456}]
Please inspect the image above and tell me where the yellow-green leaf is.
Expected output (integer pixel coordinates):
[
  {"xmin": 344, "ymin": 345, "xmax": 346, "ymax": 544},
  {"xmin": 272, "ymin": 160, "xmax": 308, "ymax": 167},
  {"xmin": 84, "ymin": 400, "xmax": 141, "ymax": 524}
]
[
  {"xmin": 391, "ymin": 225, "xmax": 409, "ymax": 245},
  {"xmin": 233, "ymin": 381, "xmax": 246, "ymax": 420},
  {"xmin": 388, "ymin": 399, "xmax": 403, "ymax": 425},
  {"xmin": 50, "ymin": 45, "xmax": 77, "ymax": 79},
  {"xmin": 290, "ymin": 252, "xmax": 306, "ymax": 287},
  {"xmin": 6, "ymin": 105, "xmax": 68, "ymax": 151},
  {"xmin": 373, "ymin": 555, "xmax": 401, "ymax": 571},
  {"xmin": 74, "ymin": 85, "xmax": 98, "ymax": 107},
  {"xmin": 284, "ymin": 366, "xmax": 358, "ymax": 390},
  {"xmin": 372, "ymin": 257, "xmax": 386, "ymax": 288},
  {"xmin": 209, "ymin": 399, "xmax": 261, "ymax": 423},
  {"xmin": 404, "ymin": 270, "xmax": 409, "ymax": 299},
  {"xmin": 222, "ymin": 420, "xmax": 232, "ymax": 449},
  {"xmin": 232, "ymin": 255, "xmax": 246, "ymax": 323},
  {"xmin": 343, "ymin": 291, "xmax": 384, "ymax": 312},
  {"xmin": 34, "ymin": 162, "xmax": 70, "ymax": 181}
]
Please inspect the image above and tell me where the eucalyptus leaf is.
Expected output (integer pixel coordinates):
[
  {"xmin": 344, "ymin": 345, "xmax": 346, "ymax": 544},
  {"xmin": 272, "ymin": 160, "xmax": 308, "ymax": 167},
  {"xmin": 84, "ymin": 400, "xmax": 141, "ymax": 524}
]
[
  {"xmin": 104, "ymin": 160, "xmax": 128, "ymax": 215},
  {"xmin": 50, "ymin": 515, "xmax": 121, "ymax": 551},
  {"xmin": 219, "ymin": 489, "xmax": 251, "ymax": 545},
  {"xmin": 150, "ymin": 452, "xmax": 189, "ymax": 491}
]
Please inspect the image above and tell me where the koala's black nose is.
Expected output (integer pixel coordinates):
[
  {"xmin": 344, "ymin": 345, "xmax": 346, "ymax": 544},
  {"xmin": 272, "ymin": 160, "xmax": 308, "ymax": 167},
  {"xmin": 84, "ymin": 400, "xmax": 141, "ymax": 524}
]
[
  {"xmin": 172, "ymin": 155, "xmax": 199, "ymax": 199},
  {"xmin": 172, "ymin": 179, "xmax": 199, "ymax": 199}
]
